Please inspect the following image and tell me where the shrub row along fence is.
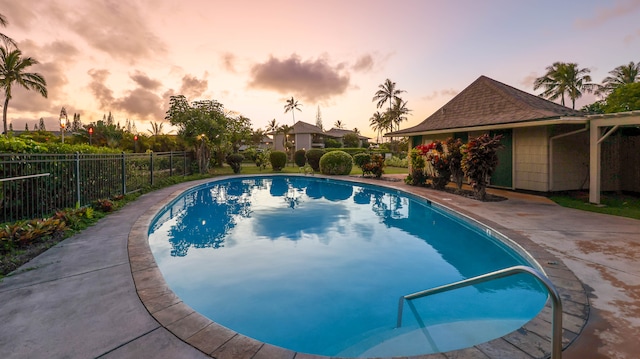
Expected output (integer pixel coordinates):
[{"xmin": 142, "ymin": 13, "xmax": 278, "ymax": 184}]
[{"xmin": 0, "ymin": 151, "xmax": 193, "ymax": 223}]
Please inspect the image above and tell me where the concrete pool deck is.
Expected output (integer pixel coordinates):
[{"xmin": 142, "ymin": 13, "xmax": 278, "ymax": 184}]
[{"xmin": 0, "ymin": 174, "xmax": 638, "ymax": 358}]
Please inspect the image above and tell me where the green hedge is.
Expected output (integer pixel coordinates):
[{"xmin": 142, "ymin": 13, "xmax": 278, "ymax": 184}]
[
  {"xmin": 319, "ymin": 150, "xmax": 353, "ymax": 175},
  {"xmin": 269, "ymin": 151, "xmax": 287, "ymax": 171}
]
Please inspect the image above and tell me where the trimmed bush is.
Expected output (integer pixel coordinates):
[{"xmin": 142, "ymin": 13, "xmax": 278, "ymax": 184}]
[
  {"xmin": 353, "ymin": 153, "xmax": 370, "ymax": 170},
  {"xmin": 294, "ymin": 149, "xmax": 307, "ymax": 167},
  {"xmin": 319, "ymin": 150, "xmax": 353, "ymax": 175},
  {"xmin": 269, "ymin": 151, "xmax": 287, "ymax": 171},
  {"xmin": 305, "ymin": 149, "xmax": 325, "ymax": 172},
  {"xmin": 225, "ymin": 153, "xmax": 244, "ymax": 174}
]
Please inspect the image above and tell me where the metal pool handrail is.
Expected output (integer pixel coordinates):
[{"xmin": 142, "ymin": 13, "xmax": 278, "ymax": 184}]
[{"xmin": 396, "ymin": 265, "xmax": 563, "ymax": 359}]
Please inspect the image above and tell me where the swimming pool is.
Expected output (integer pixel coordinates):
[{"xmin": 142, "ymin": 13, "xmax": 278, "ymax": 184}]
[{"xmin": 148, "ymin": 175, "xmax": 547, "ymax": 357}]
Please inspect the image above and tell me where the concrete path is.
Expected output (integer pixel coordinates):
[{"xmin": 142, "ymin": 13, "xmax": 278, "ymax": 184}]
[
  {"xmin": 1, "ymin": 175, "xmax": 639, "ymax": 358},
  {"xmin": 0, "ymin": 182, "xmax": 211, "ymax": 359}
]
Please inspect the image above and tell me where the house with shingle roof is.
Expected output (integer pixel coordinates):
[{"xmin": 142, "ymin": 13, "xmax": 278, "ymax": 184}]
[
  {"xmin": 388, "ymin": 75, "xmax": 640, "ymax": 197},
  {"xmin": 272, "ymin": 121, "xmax": 370, "ymax": 152},
  {"xmin": 324, "ymin": 128, "xmax": 370, "ymax": 147}
]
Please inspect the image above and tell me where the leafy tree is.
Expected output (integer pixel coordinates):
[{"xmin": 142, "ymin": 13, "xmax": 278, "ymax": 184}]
[
  {"xmin": 342, "ymin": 133, "xmax": 360, "ymax": 148},
  {"xmin": 0, "ymin": 48, "xmax": 48, "ymax": 135},
  {"xmin": 596, "ymin": 61, "xmax": 640, "ymax": 96},
  {"xmin": 227, "ymin": 114, "xmax": 252, "ymax": 153},
  {"xmin": 284, "ymin": 96, "xmax": 301, "ymax": 125},
  {"xmin": 581, "ymin": 100, "xmax": 606, "ymax": 114},
  {"xmin": 166, "ymin": 95, "xmax": 240, "ymax": 171},
  {"xmin": 334, "ymin": 119, "xmax": 345, "ymax": 129},
  {"xmin": 38, "ymin": 117, "xmax": 46, "ymax": 131},
  {"xmin": 603, "ymin": 82, "xmax": 640, "ymax": 113},
  {"xmin": 8, "ymin": 122, "xmax": 12, "ymax": 132},
  {"xmin": 24, "ymin": 122, "xmax": 29, "ymax": 131},
  {"xmin": 533, "ymin": 62, "xmax": 595, "ymax": 109}
]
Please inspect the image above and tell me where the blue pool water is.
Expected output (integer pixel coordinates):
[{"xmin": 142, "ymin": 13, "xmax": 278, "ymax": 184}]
[{"xmin": 148, "ymin": 176, "xmax": 547, "ymax": 357}]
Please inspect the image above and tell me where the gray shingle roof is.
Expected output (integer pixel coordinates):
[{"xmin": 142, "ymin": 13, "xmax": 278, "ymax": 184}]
[
  {"xmin": 291, "ymin": 121, "xmax": 325, "ymax": 134},
  {"xmin": 389, "ymin": 75, "xmax": 584, "ymax": 135},
  {"xmin": 324, "ymin": 128, "xmax": 370, "ymax": 140}
]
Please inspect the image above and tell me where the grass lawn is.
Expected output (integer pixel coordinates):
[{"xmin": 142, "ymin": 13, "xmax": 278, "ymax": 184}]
[{"xmin": 549, "ymin": 191, "xmax": 640, "ymax": 220}]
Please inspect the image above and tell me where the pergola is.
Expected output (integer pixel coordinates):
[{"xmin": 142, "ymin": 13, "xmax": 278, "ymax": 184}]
[{"xmin": 588, "ymin": 110, "xmax": 640, "ymax": 204}]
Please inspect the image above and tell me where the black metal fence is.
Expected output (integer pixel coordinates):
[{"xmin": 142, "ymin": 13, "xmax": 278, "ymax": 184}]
[{"xmin": 1, "ymin": 151, "xmax": 193, "ymax": 223}]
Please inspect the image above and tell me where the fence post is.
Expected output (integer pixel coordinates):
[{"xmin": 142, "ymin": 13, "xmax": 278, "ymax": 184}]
[
  {"xmin": 169, "ymin": 151, "xmax": 173, "ymax": 177},
  {"xmin": 121, "ymin": 152, "xmax": 127, "ymax": 195},
  {"xmin": 150, "ymin": 152, "xmax": 154, "ymax": 186},
  {"xmin": 75, "ymin": 152, "xmax": 81, "ymax": 207}
]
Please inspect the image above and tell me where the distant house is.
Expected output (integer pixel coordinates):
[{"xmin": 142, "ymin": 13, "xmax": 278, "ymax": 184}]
[
  {"xmin": 324, "ymin": 128, "xmax": 370, "ymax": 147},
  {"xmin": 387, "ymin": 75, "xmax": 640, "ymax": 202},
  {"xmin": 271, "ymin": 121, "xmax": 370, "ymax": 152}
]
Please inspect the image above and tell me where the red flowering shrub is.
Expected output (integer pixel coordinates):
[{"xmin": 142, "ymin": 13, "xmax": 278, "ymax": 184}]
[{"xmin": 461, "ymin": 134, "xmax": 504, "ymax": 200}]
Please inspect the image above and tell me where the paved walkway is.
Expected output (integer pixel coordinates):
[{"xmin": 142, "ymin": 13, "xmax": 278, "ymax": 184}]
[{"xmin": 0, "ymin": 175, "xmax": 638, "ymax": 358}]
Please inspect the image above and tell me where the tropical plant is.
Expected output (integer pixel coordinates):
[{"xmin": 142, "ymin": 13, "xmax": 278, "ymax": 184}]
[
  {"xmin": 294, "ymin": 149, "xmax": 306, "ymax": 167},
  {"xmin": 284, "ymin": 96, "xmax": 301, "ymax": 125},
  {"xmin": 406, "ymin": 148, "xmax": 427, "ymax": 186},
  {"xmin": 255, "ymin": 149, "xmax": 270, "ymax": 171},
  {"xmin": 461, "ymin": 134, "xmax": 504, "ymax": 201},
  {"xmin": 415, "ymin": 141, "xmax": 451, "ymax": 190},
  {"xmin": 324, "ymin": 138, "xmax": 342, "ymax": 148},
  {"xmin": 446, "ymin": 137, "xmax": 465, "ymax": 190},
  {"xmin": 533, "ymin": 62, "xmax": 595, "ymax": 109},
  {"xmin": 269, "ymin": 150, "xmax": 287, "ymax": 171},
  {"xmin": 354, "ymin": 153, "xmax": 384, "ymax": 178},
  {"xmin": 319, "ymin": 150, "xmax": 353, "ymax": 175},
  {"xmin": 596, "ymin": 61, "xmax": 640, "ymax": 96},
  {"xmin": 1, "ymin": 48, "xmax": 48, "ymax": 135},
  {"xmin": 305, "ymin": 148, "xmax": 325, "ymax": 172},
  {"xmin": 334, "ymin": 119, "xmax": 345, "ymax": 129}
]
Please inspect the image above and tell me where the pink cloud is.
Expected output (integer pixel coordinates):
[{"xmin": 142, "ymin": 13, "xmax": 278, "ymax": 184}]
[{"xmin": 248, "ymin": 54, "xmax": 350, "ymax": 102}]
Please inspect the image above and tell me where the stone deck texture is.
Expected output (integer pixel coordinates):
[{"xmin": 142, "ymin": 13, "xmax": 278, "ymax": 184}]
[{"xmin": 1, "ymin": 174, "xmax": 639, "ymax": 359}]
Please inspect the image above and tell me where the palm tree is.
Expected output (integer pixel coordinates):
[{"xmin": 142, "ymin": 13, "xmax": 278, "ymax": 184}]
[
  {"xmin": 147, "ymin": 121, "xmax": 165, "ymax": 136},
  {"xmin": 533, "ymin": 62, "xmax": 595, "ymax": 109},
  {"xmin": 369, "ymin": 111, "xmax": 386, "ymax": 144},
  {"xmin": 1, "ymin": 48, "xmax": 48, "ymax": 135},
  {"xmin": 284, "ymin": 97, "xmax": 301, "ymax": 125},
  {"xmin": 389, "ymin": 97, "xmax": 411, "ymax": 132},
  {"xmin": 334, "ymin": 119, "xmax": 345, "ymax": 129},
  {"xmin": 0, "ymin": 13, "xmax": 17, "ymax": 49},
  {"xmin": 596, "ymin": 61, "xmax": 640, "ymax": 96},
  {"xmin": 266, "ymin": 118, "xmax": 278, "ymax": 133},
  {"xmin": 373, "ymin": 79, "xmax": 405, "ymax": 115}
]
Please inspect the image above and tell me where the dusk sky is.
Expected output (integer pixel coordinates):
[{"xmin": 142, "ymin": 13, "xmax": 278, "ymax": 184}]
[{"xmin": 2, "ymin": 0, "xmax": 639, "ymax": 139}]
